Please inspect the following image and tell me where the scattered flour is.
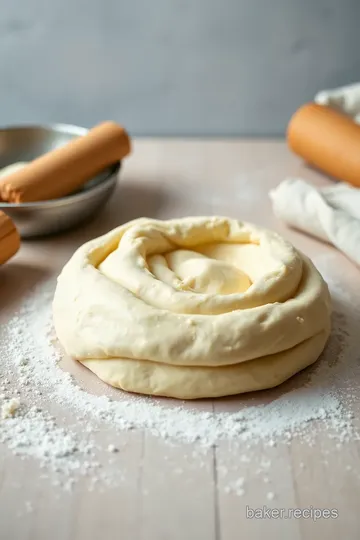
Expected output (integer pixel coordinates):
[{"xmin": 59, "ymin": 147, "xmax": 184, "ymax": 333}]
[
  {"xmin": 1, "ymin": 397, "xmax": 20, "ymax": 419},
  {"xmin": 0, "ymin": 403, "xmax": 94, "ymax": 472},
  {"xmin": 224, "ymin": 477, "xmax": 245, "ymax": 496},
  {"xmin": 0, "ymin": 257, "xmax": 359, "ymax": 491}
]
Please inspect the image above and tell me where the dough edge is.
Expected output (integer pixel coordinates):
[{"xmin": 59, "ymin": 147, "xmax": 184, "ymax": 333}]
[{"xmin": 80, "ymin": 327, "xmax": 330, "ymax": 400}]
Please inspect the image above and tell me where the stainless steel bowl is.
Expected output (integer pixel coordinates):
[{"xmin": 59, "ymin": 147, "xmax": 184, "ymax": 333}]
[{"xmin": 0, "ymin": 124, "xmax": 120, "ymax": 238}]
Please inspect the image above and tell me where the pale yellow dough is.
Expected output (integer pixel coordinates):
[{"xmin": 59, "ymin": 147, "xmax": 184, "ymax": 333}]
[{"xmin": 53, "ymin": 217, "xmax": 331, "ymax": 399}]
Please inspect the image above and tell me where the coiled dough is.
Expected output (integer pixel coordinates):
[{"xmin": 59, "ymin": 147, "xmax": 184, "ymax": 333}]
[{"xmin": 53, "ymin": 216, "xmax": 331, "ymax": 399}]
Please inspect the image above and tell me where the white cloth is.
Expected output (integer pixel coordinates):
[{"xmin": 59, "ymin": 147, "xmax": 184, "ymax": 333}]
[
  {"xmin": 270, "ymin": 82, "xmax": 360, "ymax": 266},
  {"xmin": 270, "ymin": 178, "xmax": 360, "ymax": 266},
  {"xmin": 315, "ymin": 82, "xmax": 360, "ymax": 123}
]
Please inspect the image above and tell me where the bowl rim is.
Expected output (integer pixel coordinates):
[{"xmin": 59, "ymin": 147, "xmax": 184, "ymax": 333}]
[
  {"xmin": 0, "ymin": 122, "xmax": 88, "ymax": 137},
  {"xmin": 0, "ymin": 123, "xmax": 120, "ymax": 208}
]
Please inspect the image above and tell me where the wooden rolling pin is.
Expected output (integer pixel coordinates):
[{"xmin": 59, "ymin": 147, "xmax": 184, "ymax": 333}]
[
  {"xmin": 0, "ymin": 212, "xmax": 20, "ymax": 264},
  {"xmin": 287, "ymin": 103, "xmax": 360, "ymax": 188},
  {"xmin": 0, "ymin": 121, "xmax": 131, "ymax": 203}
]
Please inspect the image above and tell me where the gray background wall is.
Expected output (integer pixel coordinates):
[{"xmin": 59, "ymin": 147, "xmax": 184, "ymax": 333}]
[{"xmin": 1, "ymin": 0, "xmax": 360, "ymax": 136}]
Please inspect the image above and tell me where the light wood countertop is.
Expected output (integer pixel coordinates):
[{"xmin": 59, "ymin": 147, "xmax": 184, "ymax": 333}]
[{"xmin": 1, "ymin": 139, "xmax": 359, "ymax": 540}]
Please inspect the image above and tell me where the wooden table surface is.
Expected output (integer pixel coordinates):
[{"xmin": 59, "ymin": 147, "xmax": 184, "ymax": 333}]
[{"xmin": 1, "ymin": 139, "xmax": 360, "ymax": 540}]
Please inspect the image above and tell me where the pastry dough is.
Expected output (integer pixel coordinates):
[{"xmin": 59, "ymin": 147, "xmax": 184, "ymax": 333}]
[{"xmin": 53, "ymin": 217, "xmax": 331, "ymax": 399}]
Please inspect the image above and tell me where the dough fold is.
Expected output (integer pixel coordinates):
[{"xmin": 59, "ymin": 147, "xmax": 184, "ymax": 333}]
[{"xmin": 53, "ymin": 216, "xmax": 331, "ymax": 399}]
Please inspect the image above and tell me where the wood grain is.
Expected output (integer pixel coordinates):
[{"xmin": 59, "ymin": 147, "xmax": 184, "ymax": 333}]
[{"xmin": 0, "ymin": 139, "xmax": 359, "ymax": 540}]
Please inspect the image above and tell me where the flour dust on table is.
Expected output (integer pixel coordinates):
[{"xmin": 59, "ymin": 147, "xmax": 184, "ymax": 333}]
[{"xmin": 0, "ymin": 248, "xmax": 359, "ymax": 491}]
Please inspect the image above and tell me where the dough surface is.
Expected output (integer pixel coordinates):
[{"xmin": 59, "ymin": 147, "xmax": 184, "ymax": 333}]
[{"xmin": 53, "ymin": 216, "xmax": 331, "ymax": 399}]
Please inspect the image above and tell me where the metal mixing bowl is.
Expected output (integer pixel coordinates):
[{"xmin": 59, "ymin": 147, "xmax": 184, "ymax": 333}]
[{"xmin": 0, "ymin": 124, "xmax": 120, "ymax": 238}]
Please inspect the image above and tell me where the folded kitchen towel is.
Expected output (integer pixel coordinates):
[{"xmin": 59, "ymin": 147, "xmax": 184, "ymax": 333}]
[
  {"xmin": 270, "ymin": 82, "xmax": 360, "ymax": 266},
  {"xmin": 270, "ymin": 178, "xmax": 360, "ymax": 266},
  {"xmin": 315, "ymin": 82, "xmax": 360, "ymax": 123}
]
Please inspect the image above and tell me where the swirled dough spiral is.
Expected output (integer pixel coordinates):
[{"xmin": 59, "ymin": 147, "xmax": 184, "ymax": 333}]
[{"xmin": 53, "ymin": 217, "xmax": 331, "ymax": 399}]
